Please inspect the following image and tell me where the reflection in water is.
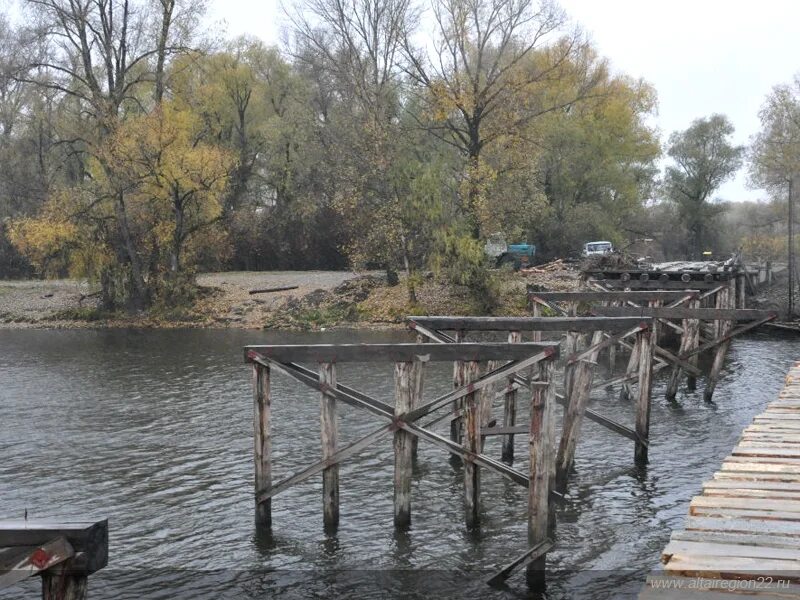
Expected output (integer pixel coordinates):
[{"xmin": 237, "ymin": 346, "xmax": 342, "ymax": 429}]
[{"xmin": 1, "ymin": 328, "xmax": 799, "ymax": 599}]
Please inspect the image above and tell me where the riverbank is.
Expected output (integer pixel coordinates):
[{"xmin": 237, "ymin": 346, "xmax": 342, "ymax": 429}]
[{"xmin": 0, "ymin": 268, "xmax": 581, "ymax": 330}]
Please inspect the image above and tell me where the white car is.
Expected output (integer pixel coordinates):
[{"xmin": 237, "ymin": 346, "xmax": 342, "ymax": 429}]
[{"xmin": 583, "ymin": 241, "xmax": 614, "ymax": 256}]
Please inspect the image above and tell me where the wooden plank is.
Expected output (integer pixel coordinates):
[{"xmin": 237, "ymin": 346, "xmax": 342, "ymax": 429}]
[
  {"xmin": 409, "ymin": 316, "xmax": 650, "ymax": 333},
  {"xmin": 591, "ymin": 279, "xmax": 719, "ymax": 290},
  {"xmin": 664, "ymin": 553, "xmax": 800, "ymax": 582},
  {"xmin": 733, "ymin": 446, "xmax": 800, "ymax": 458},
  {"xmin": 642, "ymin": 574, "xmax": 800, "ymax": 599},
  {"xmin": 690, "ymin": 495, "xmax": 800, "ymax": 513},
  {"xmin": 592, "ymin": 306, "xmax": 775, "ymax": 321},
  {"xmin": 0, "ymin": 521, "xmax": 107, "ymax": 575},
  {"xmin": 320, "ymin": 362, "xmax": 339, "ymax": 530},
  {"xmin": 714, "ymin": 470, "xmax": 800, "ymax": 482},
  {"xmin": 663, "ymin": 538, "xmax": 800, "ymax": 561},
  {"xmin": 528, "ymin": 291, "xmax": 700, "ymax": 302},
  {"xmin": 246, "ymin": 342, "xmax": 559, "ymax": 363},
  {"xmin": 690, "ymin": 506, "xmax": 800, "ymax": 521},
  {"xmin": 0, "ymin": 537, "xmax": 74, "ymax": 590},
  {"xmin": 671, "ymin": 529, "xmax": 800, "ymax": 550},
  {"xmin": 704, "ymin": 478, "xmax": 800, "ymax": 491},
  {"xmin": 685, "ymin": 515, "xmax": 800, "ymax": 536},
  {"xmin": 486, "ymin": 539, "xmax": 554, "ymax": 587}
]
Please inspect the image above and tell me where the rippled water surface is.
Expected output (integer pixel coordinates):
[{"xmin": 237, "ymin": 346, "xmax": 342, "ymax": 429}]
[{"xmin": 2, "ymin": 328, "xmax": 799, "ymax": 599}]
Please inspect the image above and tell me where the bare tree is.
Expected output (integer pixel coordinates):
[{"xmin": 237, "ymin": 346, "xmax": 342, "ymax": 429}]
[
  {"xmin": 400, "ymin": 0, "xmax": 599, "ymax": 235},
  {"xmin": 750, "ymin": 78, "xmax": 800, "ymax": 315}
]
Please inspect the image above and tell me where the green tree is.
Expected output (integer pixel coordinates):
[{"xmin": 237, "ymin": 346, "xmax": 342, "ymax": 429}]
[{"xmin": 663, "ymin": 114, "xmax": 744, "ymax": 259}]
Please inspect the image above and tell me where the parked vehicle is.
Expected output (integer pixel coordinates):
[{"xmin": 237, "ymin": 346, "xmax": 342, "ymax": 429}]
[
  {"xmin": 583, "ymin": 241, "xmax": 614, "ymax": 256},
  {"xmin": 485, "ymin": 233, "xmax": 536, "ymax": 270}
]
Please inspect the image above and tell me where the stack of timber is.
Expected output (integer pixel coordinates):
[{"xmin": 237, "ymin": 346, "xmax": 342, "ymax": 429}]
[{"xmin": 640, "ymin": 362, "xmax": 800, "ymax": 598}]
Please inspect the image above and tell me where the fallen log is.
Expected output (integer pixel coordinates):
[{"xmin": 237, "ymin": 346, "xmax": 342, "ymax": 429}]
[{"xmin": 248, "ymin": 285, "xmax": 299, "ymax": 295}]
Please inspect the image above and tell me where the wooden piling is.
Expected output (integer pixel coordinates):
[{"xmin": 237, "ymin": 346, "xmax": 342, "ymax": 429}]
[
  {"xmin": 621, "ymin": 335, "xmax": 640, "ymax": 401},
  {"xmin": 412, "ymin": 333, "xmax": 426, "ymax": 459},
  {"xmin": 608, "ymin": 302, "xmax": 617, "ymax": 375},
  {"xmin": 253, "ymin": 363, "xmax": 272, "ymax": 528},
  {"xmin": 394, "ymin": 361, "xmax": 414, "ymax": 529},
  {"xmin": 463, "ymin": 360, "xmax": 481, "ymax": 529},
  {"xmin": 736, "ymin": 272, "xmax": 746, "ymax": 308},
  {"xmin": 686, "ymin": 298, "xmax": 700, "ymax": 391},
  {"xmin": 480, "ymin": 360, "xmax": 499, "ymax": 451},
  {"xmin": 704, "ymin": 283, "xmax": 734, "ymax": 403},
  {"xmin": 531, "ymin": 302, "xmax": 542, "ymax": 342},
  {"xmin": 320, "ymin": 362, "xmax": 339, "ymax": 529},
  {"xmin": 665, "ymin": 298, "xmax": 701, "ymax": 398},
  {"xmin": 501, "ymin": 330, "xmax": 521, "ymax": 464},
  {"xmin": 527, "ymin": 358, "xmax": 554, "ymax": 578},
  {"xmin": 635, "ymin": 328, "xmax": 654, "ymax": 465},
  {"xmin": 41, "ymin": 564, "xmax": 88, "ymax": 600},
  {"xmin": 451, "ymin": 330, "xmax": 466, "ymax": 446},
  {"xmin": 556, "ymin": 330, "xmax": 604, "ymax": 490}
]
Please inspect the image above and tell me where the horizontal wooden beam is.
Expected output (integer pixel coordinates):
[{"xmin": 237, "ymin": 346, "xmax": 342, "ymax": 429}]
[
  {"xmin": 592, "ymin": 306, "xmax": 777, "ymax": 321},
  {"xmin": 588, "ymin": 279, "xmax": 719, "ymax": 290},
  {"xmin": 528, "ymin": 290, "xmax": 700, "ymax": 302},
  {"xmin": 585, "ymin": 270, "xmax": 734, "ymax": 281},
  {"xmin": 0, "ymin": 520, "xmax": 107, "ymax": 574},
  {"xmin": 245, "ymin": 342, "xmax": 559, "ymax": 363},
  {"xmin": 408, "ymin": 316, "xmax": 651, "ymax": 332},
  {"xmin": 0, "ymin": 537, "xmax": 74, "ymax": 590}
]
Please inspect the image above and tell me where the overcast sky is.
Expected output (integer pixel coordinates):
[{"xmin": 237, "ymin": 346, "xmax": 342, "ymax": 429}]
[{"xmin": 207, "ymin": 0, "xmax": 800, "ymax": 204}]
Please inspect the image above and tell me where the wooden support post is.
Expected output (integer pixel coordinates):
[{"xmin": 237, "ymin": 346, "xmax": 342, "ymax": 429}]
[
  {"xmin": 480, "ymin": 360, "xmax": 499, "ymax": 451},
  {"xmin": 451, "ymin": 330, "xmax": 466, "ymax": 446},
  {"xmin": 253, "ymin": 363, "xmax": 272, "ymax": 528},
  {"xmin": 527, "ymin": 358, "xmax": 554, "ymax": 581},
  {"xmin": 320, "ymin": 362, "xmax": 339, "ymax": 530},
  {"xmin": 635, "ymin": 328, "xmax": 654, "ymax": 465},
  {"xmin": 704, "ymin": 283, "xmax": 734, "ymax": 402},
  {"xmin": 412, "ymin": 333, "xmax": 426, "ymax": 459},
  {"xmin": 738, "ymin": 272, "xmax": 747, "ymax": 308},
  {"xmin": 501, "ymin": 330, "xmax": 521, "ymax": 464},
  {"xmin": 42, "ymin": 564, "xmax": 88, "ymax": 600},
  {"xmin": 531, "ymin": 303, "xmax": 542, "ymax": 342},
  {"xmin": 556, "ymin": 330, "xmax": 603, "ymax": 491},
  {"xmin": 621, "ymin": 336, "xmax": 640, "ymax": 401},
  {"xmin": 394, "ymin": 361, "xmax": 414, "ymax": 529},
  {"xmin": 463, "ymin": 360, "xmax": 481, "ymax": 529},
  {"xmin": 666, "ymin": 297, "xmax": 699, "ymax": 400},
  {"xmin": 608, "ymin": 302, "xmax": 617, "ymax": 375},
  {"xmin": 686, "ymin": 298, "xmax": 700, "ymax": 391}
]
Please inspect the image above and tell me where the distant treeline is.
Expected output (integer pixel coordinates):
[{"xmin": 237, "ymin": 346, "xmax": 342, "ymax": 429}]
[{"xmin": 0, "ymin": 0, "xmax": 798, "ymax": 310}]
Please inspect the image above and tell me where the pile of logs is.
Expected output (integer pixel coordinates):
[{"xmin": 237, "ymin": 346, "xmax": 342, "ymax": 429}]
[{"xmin": 521, "ymin": 259, "xmax": 565, "ymax": 275}]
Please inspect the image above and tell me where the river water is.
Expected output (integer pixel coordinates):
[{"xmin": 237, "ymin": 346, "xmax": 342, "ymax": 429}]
[{"xmin": 1, "ymin": 328, "xmax": 798, "ymax": 599}]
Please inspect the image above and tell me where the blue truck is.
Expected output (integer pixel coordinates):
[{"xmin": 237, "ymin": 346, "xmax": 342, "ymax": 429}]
[{"xmin": 485, "ymin": 234, "xmax": 536, "ymax": 270}]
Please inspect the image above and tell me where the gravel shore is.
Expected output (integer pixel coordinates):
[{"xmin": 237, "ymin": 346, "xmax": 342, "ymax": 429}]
[{"xmin": 0, "ymin": 271, "xmax": 372, "ymax": 329}]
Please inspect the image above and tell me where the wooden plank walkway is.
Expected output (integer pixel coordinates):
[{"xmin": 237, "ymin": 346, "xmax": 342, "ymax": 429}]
[{"xmin": 641, "ymin": 361, "xmax": 800, "ymax": 598}]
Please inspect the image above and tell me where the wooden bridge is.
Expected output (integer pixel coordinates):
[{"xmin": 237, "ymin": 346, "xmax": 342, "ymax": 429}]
[
  {"xmin": 641, "ymin": 362, "xmax": 800, "ymax": 598},
  {"xmin": 243, "ymin": 281, "xmax": 776, "ymax": 588}
]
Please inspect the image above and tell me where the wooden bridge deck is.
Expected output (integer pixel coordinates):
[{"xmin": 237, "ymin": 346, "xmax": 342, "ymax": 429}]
[{"xmin": 641, "ymin": 361, "xmax": 800, "ymax": 598}]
